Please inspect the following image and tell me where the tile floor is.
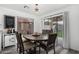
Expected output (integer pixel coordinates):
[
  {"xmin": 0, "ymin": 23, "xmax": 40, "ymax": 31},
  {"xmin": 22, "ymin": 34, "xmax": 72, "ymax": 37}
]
[{"xmin": 0, "ymin": 45, "xmax": 79, "ymax": 54}]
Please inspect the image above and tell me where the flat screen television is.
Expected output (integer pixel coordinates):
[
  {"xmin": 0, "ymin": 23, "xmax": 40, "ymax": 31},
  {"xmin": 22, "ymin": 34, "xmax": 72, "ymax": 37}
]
[{"xmin": 4, "ymin": 15, "xmax": 15, "ymax": 28}]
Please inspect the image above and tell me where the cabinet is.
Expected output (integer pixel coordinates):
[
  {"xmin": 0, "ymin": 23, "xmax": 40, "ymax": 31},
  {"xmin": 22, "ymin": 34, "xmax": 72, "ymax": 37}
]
[
  {"xmin": 4, "ymin": 34, "xmax": 16, "ymax": 47},
  {"xmin": 17, "ymin": 17, "xmax": 34, "ymax": 34}
]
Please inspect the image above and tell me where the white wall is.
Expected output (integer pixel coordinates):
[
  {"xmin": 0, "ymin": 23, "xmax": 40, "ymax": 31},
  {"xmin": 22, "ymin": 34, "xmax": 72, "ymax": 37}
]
[
  {"xmin": 34, "ymin": 16, "xmax": 42, "ymax": 33},
  {"xmin": 0, "ymin": 7, "xmax": 36, "ymax": 31},
  {"xmin": 39, "ymin": 5, "xmax": 79, "ymax": 51},
  {"xmin": 0, "ymin": 6, "xmax": 43, "ymax": 33}
]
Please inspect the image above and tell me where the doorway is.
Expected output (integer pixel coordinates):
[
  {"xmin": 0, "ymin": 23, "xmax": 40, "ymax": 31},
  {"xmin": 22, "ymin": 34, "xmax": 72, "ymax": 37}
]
[
  {"xmin": 43, "ymin": 12, "xmax": 69, "ymax": 49},
  {"xmin": 52, "ymin": 15, "xmax": 64, "ymax": 47}
]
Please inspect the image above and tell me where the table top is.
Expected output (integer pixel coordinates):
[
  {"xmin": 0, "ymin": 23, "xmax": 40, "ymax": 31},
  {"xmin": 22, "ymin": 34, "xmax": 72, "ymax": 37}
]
[{"xmin": 23, "ymin": 34, "xmax": 48, "ymax": 41}]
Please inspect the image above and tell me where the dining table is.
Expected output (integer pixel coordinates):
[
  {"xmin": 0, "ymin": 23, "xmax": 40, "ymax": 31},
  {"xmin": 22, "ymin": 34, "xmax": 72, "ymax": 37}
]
[{"xmin": 23, "ymin": 34, "xmax": 48, "ymax": 53}]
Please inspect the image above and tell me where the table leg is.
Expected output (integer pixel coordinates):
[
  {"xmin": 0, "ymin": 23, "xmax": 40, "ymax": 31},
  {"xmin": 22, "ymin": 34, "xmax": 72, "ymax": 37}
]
[
  {"xmin": 39, "ymin": 41, "xmax": 41, "ymax": 54},
  {"xmin": 39, "ymin": 46, "xmax": 40, "ymax": 53},
  {"xmin": 34, "ymin": 41, "xmax": 36, "ymax": 54}
]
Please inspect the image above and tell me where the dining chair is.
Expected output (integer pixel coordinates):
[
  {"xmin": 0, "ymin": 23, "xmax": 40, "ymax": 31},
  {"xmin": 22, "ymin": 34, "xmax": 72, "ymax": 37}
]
[
  {"xmin": 21, "ymin": 34, "xmax": 32, "ymax": 43},
  {"xmin": 39, "ymin": 33, "xmax": 57, "ymax": 54},
  {"xmin": 16, "ymin": 32, "xmax": 35, "ymax": 54},
  {"xmin": 15, "ymin": 31, "xmax": 27, "ymax": 52}
]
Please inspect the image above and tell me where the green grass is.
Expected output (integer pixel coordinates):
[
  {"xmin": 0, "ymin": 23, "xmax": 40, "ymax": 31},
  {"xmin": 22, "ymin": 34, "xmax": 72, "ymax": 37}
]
[{"xmin": 57, "ymin": 31, "xmax": 64, "ymax": 37}]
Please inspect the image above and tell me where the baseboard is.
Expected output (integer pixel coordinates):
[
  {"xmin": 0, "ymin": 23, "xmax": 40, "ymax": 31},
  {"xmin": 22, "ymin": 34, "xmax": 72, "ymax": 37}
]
[{"xmin": 69, "ymin": 48, "xmax": 79, "ymax": 53}]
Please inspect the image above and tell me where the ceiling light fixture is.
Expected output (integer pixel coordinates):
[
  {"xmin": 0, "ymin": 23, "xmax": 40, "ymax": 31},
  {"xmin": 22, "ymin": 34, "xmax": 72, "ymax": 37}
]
[
  {"xmin": 24, "ymin": 4, "xmax": 39, "ymax": 12},
  {"xmin": 24, "ymin": 5, "xmax": 29, "ymax": 9},
  {"xmin": 35, "ymin": 4, "xmax": 39, "ymax": 12}
]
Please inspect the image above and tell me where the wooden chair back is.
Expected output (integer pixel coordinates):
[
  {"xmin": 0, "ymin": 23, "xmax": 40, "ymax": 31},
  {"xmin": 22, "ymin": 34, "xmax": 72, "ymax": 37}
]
[
  {"xmin": 47, "ymin": 33, "xmax": 57, "ymax": 46},
  {"xmin": 16, "ymin": 32, "xmax": 24, "ymax": 53}
]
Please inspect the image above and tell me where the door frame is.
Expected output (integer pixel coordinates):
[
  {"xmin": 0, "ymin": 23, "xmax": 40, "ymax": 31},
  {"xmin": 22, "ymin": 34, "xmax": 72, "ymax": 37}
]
[{"xmin": 43, "ymin": 12, "xmax": 70, "ymax": 49}]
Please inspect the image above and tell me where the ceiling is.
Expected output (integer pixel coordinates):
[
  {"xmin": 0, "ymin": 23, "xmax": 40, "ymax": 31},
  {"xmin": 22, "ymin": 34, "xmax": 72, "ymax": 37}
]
[{"xmin": 0, "ymin": 4, "xmax": 70, "ymax": 16}]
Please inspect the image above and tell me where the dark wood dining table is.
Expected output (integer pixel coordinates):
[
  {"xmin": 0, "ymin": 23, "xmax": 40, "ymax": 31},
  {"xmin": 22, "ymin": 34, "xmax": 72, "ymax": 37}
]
[
  {"xmin": 23, "ymin": 34, "xmax": 48, "ymax": 41},
  {"xmin": 23, "ymin": 34, "xmax": 48, "ymax": 53}
]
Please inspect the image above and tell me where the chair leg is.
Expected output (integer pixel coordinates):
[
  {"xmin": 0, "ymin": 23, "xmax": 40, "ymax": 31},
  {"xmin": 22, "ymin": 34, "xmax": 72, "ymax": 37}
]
[
  {"xmin": 46, "ymin": 51, "xmax": 48, "ymax": 54},
  {"xmin": 34, "ymin": 47, "xmax": 36, "ymax": 53},
  {"xmin": 22, "ymin": 50, "xmax": 24, "ymax": 54},
  {"xmin": 54, "ymin": 46, "xmax": 55, "ymax": 54},
  {"xmin": 19, "ymin": 49, "xmax": 21, "ymax": 54},
  {"xmin": 54, "ymin": 49, "xmax": 55, "ymax": 54},
  {"xmin": 17, "ymin": 47, "xmax": 19, "ymax": 53},
  {"xmin": 28, "ymin": 49, "xmax": 32, "ymax": 54},
  {"xmin": 46, "ymin": 48, "xmax": 48, "ymax": 54},
  {"xmin": 17, "ymin": 45, "xmax": 19, "ymax": 53},
  {"xmin": 17, "ymin": 48, "xmax": 18, "ymax": 52},
  {"xmin": 39, "ymin": 46, "xmax": 41, "ymax": 54},
  {"xmin": 19, "ymin": 49, "xmax": 24, "ymax": 54}
]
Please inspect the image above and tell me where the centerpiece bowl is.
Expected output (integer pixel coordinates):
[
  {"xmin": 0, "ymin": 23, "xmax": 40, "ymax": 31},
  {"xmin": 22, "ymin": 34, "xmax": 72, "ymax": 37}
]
[{"xmin": 32, "ymin": 32, "xmax": 40, "ymax": 37}]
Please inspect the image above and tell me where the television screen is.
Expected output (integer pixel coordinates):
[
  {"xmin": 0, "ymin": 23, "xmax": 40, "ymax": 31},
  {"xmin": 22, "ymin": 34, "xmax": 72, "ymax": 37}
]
[{"xmin": 4, "ymin": 15, "xmax": 15, "ymax": 28}]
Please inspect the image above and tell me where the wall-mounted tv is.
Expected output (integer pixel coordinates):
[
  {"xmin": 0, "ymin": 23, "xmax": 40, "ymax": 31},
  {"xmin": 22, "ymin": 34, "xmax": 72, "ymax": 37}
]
[{"xmin": 4, "ymin": 15, "xmax": 15, "ymax": 28}]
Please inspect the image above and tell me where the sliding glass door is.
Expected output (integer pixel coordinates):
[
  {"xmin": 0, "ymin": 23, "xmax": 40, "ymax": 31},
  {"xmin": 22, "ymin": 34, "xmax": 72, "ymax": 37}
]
[
  {"xmin": 43, "ymin": 12, "xmax": 69, "ymax": 48},
  {"xmin": 52, "ymin": 15, "xmax": 64, "ymax": 47},
  {"xmin": 43, "ymin": 14, "xmax": 64, "ymax": 47}
]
